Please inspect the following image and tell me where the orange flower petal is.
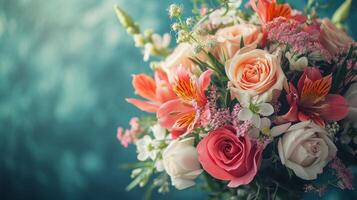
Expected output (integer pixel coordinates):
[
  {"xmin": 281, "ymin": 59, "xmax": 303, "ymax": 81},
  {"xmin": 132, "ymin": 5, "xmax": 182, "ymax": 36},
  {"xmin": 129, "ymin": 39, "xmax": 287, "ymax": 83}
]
[
  {"xmin": 132, "ymin": 74, "xmax": 157, "ymax": 101},
  {"xmin": 301, "ymin": 75, "xmax": 332, "ymax": 104}
]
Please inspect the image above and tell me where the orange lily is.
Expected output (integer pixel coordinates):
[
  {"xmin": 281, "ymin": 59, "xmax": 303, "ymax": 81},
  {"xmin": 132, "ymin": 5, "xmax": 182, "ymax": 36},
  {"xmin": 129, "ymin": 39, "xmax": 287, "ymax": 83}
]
[
  {"xmin": 157, "ymin": 67, "xmax": 213, "ymax": 139},
  {"xmin": 250, "ymin": 0, "xmax": 292, "ymax": 25},
  {"xmin": 279, "ymin": 68, "xmax": 349, "ymax": 127},
  {"xmin": 126, "ymin": 69, "xmax": 177, "ymax": 113}
]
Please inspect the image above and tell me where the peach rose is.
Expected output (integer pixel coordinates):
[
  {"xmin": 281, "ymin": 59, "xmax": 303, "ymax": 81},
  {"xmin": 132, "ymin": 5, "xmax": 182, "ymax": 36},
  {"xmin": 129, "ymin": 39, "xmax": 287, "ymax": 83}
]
[
  {"xmin": 319, "ymin": 19, "xmax": 354, "ymax": 55},
  {"xmin": 214, "ymin": 24, "xmax": 262, "ymax": 60},
  {"xmin": 162, "ymin": 43, "xmax": 205, "ymax": 74},
  {"xmin": 226, "ymin": 49, "xmax": 286, "ymax": 106}
]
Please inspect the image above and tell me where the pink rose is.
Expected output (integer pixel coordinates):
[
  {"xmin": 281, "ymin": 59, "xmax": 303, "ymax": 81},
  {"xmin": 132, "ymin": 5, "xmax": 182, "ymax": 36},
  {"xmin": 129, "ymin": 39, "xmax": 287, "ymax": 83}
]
[
  {"xmin": 226, "ymin": 49, "xmax": 286, "ymax": 106},
  {"xmin": 197, "ymin": 126, "xmax": 263, "ymax": 187},
  {"xmin": 214, "ymin": 24, "xmax": 262, "ymax": 60},
  {"xmin": 319, "ymin": 19, "xmax": 354, "ymax": 55}
]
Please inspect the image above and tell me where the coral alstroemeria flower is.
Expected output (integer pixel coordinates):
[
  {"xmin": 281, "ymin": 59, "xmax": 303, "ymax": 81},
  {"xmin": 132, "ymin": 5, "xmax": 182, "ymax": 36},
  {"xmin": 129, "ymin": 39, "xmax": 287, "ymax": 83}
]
[
  {"xmin": 126, "ymin": 69, "xmax": 177, "ymax": 113},
  {"xmin": 250, "ymin": 0, "xmax": 292, "ymax": 25},
  {"xmin": 279, "ymin": 68, "xmax": 348, "ymax": 127},
  {"xmin": 157, "ymin": 67, "xmax": 213, "ymax": 139}
]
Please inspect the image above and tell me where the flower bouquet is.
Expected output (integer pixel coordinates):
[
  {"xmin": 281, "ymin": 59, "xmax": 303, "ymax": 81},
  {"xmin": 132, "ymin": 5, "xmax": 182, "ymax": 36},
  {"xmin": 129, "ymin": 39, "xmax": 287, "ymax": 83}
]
[{"xmin": 115, "ymin": 0, "xmax": 356, "ymax": 199}]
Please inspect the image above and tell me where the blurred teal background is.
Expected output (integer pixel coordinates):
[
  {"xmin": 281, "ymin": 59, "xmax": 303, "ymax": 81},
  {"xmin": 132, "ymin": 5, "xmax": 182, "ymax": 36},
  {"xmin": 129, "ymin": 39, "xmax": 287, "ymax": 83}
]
[{"xmin": 0, "ymin": 0, "xmax": 356, "ymax": 199}]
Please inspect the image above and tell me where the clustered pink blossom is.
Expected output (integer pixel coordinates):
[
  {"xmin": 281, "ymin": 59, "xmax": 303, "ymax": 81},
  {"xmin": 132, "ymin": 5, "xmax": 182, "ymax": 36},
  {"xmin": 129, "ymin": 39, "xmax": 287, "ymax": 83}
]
[
  {"xmin": 330, "ymin": 158, "xmax": 354, "ymax": 190},
  {"xmin": 117, "ymin": 117, "xmax": 143, "ymax": 148},
  {"xmin": 209, "ymin": 108, "xmax": 231, "ymax": 129},
  {"xmin": 266, "ymin": 17, "xmax": 332, "ymax": 60},
  {"xmin": 207, "ymin": 92, "xmax": 252, "ymax": 136},
  {"xmin": 206, "ymin": 87, "xmax": 232, "ymax": 129},
  {"xmin": 303, "ymin": 184, "xmax": 326, "ymax": 197},
  {"xmin": 318, "ymin": 186, "xmax": 327, "ymax": 197},
  {"xmin": 235, "ymin": 121, "xmax": 252, "ymax": 137}
]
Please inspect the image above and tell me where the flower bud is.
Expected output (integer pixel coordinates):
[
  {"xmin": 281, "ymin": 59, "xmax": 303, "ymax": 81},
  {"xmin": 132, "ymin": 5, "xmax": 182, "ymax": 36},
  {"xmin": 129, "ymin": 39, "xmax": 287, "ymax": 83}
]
[
  {"xmin": 171, "ymin": 23, "xmax": 180, "ymax": 31},
  {"xmin": 133, "ymin": 34, "xmax": 145, "ymax": 47},
  {"xmin": 332, "ymin": 0, "xmax": 352, "ymax": 25},
  {"xmin": 114, "ymin": 5, "xmax": 139, "ymax": 34},
  {"xmin": 144, "ymin": 29, "xmax": 154, "ymax": 39},
  {"xmin": 186, "ymin": 17, "xmax": 193, "ymax": 26},
  {"xmin": 177, "ymin": 30, "xmax": 189, "ymax": 43},
  {"xmin": 168, "ymin": 4, "xmax": 183, "ymax": 18}
]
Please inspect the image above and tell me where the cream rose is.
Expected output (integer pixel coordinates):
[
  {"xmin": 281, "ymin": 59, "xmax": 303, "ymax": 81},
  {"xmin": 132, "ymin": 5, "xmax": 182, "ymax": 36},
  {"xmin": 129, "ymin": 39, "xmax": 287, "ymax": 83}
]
[
  {"xmin": 214, "ymin": 24, "xmax": 262, "ymax": 60},
  {"xmin": 319, "ymin": 19, "xmax": 354, "ymax": 55},
  {"xmin": 278, "ymin": 121, "xmax": 337, "ymax": 180},
  {"xmin": 226, "ymin": 49, "xmax": 286, "ymax": 106},
  {"xmin": 162, "ymin": 137, "xmax": 203, "ymax": 190}
]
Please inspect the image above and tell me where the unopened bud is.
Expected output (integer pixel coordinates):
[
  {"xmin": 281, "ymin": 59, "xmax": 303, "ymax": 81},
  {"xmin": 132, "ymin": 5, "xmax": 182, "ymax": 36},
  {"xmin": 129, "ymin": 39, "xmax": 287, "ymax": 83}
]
[
  {"xmin": 186, "ymin": 17, "xmax": 193, "ymax": 26},
  {"xmin": 168, "ymin": 4, "xmax": 183, "ymax": 18},
  {"xmin": 171, "ymin": 23, "xmax": 180, "ymax": 31},
  {"xmin": 133, "ymin": 34, "xmax": 145, "ymax": 47},
  {"xmin": 144, "ymin": 29, "xmax": 154, "ymax": 39},
  {"xmin": 332, "ymin": 0, "xmax": 352, "ymax": 25},
  {"xmin": 177, "ymin": 30, "xmax": 189, "ymax": 43},
  {"xmin": 114, "ymin": 5, "xmax": 140, "ymax": 33}
]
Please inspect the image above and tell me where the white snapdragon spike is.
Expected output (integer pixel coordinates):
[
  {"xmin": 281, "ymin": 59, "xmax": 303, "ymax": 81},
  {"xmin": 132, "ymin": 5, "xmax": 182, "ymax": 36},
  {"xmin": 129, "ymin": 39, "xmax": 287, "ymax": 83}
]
[
  {"xmin": 133, "ymin": 34, "xmax": 145, "ymax": 47},
  {"xmin": 155, "ymin": 160, "xmax": 165, "ymax": 172},
  {"xmin": 143, "ymin": 43, "xmax": 154, "ymax": 61},
  {"xmin": 136, "ymin": 124, "xmax": 169, "ymax": 163},
  {"xmin": 136, "ymin": 135, "xmax": 155, "ymax": 161},
  {"xmin": 285, "ymin": 52, "xmax": 308, "ymax": 71},
  {"xmin": 151, "ymin": 123, "xmax": 170, "ymax": 172},
  {"xmin": 238, "ymin": 102, "xmax": 274, "ymax": 128},
  {"xmin": 151, "ymin": 123, "xmax": 167, "ymax": 140},
  {"xmin": 152, "ymin": 33, "xmax": 171, "ymax": 50},
  {"xmin": 209, "ymin": 8, "xmax": 237, "ymax": 26},
  {"xmin": 143, "ymin": 33, "xmax": 171, "ymax": 61}
]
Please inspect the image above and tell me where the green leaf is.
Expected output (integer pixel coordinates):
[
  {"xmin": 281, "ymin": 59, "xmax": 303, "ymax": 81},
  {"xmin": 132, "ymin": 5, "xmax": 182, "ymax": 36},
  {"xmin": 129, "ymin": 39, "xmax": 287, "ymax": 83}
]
[
  {"xmin": 144, "ymin": 183, "xmax": 155, "ymax": 200},
  {"xmin": 240, "ymin": 36, "xmax": 244, "ymax": 49},
  {"xmin": 119, "ymin": 161, "xmax": 153, "ymax": 170},
  {"xmin": 332, "ymin": 0, "xmax": 352, "ymax": 25},
  {"xmin": 224, "ymin": 89, "xmax": 231, "ymax": 107},
  {"xmin": 126, "ymin": 172, "xmax": 146, "ymax": 191}
]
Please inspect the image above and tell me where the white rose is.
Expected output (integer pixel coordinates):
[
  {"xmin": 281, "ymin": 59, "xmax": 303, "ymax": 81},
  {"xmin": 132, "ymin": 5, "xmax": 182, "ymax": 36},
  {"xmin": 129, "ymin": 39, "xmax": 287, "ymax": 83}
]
[
  {"xmin": 344, "ymin": 82, "xmax": 357, "ymax": 124},
  {"xmin": 278, "ymin": 121, "xmax": 337, "ymax": 180},
  {"xmin": 162, "ymin": 137, "xmax": 203, "ymax": 190}
]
